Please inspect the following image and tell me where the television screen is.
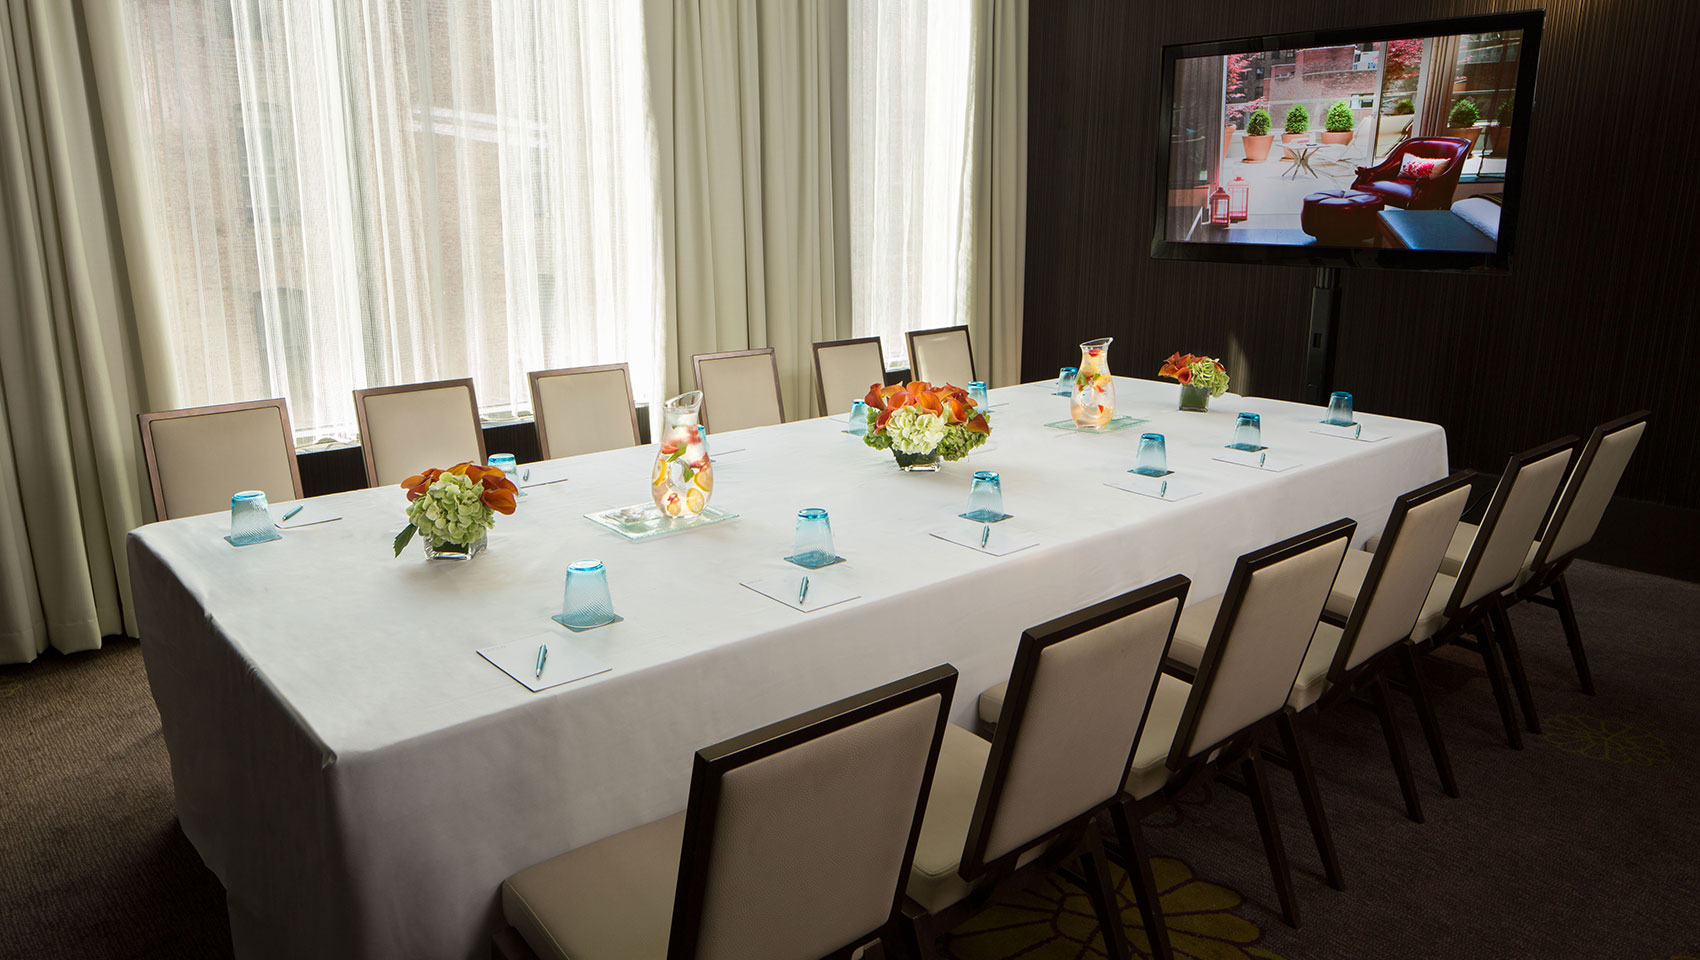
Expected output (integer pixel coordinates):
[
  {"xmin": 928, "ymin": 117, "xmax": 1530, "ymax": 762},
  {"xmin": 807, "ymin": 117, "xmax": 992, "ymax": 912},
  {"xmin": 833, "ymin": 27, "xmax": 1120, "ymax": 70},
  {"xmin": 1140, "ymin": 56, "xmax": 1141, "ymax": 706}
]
[{"xmin": 1151, "ymin": 12, "xmax": 1543, "ymax": 272}]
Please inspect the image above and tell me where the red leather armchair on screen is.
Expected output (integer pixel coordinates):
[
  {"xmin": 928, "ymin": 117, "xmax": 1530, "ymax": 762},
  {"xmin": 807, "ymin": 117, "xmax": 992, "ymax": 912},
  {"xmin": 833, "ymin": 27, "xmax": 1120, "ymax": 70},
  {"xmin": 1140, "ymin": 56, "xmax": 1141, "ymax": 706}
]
[{"xmin": 1350, "ymin": 137, "xmax": 1472, "ymax": 210}]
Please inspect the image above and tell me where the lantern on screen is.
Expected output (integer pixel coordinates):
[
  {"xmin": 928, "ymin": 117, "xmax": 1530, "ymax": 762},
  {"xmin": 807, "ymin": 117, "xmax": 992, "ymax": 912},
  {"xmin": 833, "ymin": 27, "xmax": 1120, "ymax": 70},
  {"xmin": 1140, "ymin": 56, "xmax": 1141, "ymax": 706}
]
[
  {"xmin": 1208, "ymin": 185, "xmax": 1231, "ymax": 226},
  {"xmin": 1227, "ymin": 177, "xmax": 1250, "ymax": 221}
]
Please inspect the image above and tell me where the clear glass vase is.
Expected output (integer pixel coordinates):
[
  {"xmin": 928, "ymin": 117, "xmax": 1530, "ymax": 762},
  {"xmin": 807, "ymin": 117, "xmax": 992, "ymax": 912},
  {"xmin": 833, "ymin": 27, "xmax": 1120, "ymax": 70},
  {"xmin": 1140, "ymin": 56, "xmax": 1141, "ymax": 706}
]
[
  {"xmin": 893, "ymin": 448, "xmax": 942, "ymax": 472},
  {"xmin": 424, "ymin": 532, "xmax": 487, "ymax": 561},
  {"xmin": 1179, "ymin": 382, "xmax": 1211, "ymax": 412},
  {"xmin": 651, "ymin": 391, "xmax": 713, "ymax": 518},
  {"xmin": 1070, "ymin": 338, "xmax": 1116, "ymax": 428}
]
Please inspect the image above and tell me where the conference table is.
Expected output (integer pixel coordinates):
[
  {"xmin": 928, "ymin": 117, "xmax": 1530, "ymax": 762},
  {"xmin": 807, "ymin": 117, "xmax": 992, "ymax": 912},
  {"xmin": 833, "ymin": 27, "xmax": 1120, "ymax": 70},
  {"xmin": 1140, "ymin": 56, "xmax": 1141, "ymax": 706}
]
[{"xmin": 128, "ymin": 377, "xmax": 1447, "ymax": 960}]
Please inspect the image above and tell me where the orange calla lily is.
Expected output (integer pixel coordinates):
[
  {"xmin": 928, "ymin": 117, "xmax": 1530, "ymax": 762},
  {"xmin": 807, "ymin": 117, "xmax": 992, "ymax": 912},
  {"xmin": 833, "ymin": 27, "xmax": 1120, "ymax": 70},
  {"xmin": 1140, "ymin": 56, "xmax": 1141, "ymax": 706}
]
[
  {"xmin": 400, "ymin": 462, "xmax": 520, "ymax": 515},
  {"xmin": 964, "ymin": 414, "xmax": 990, "ymax": 434}
]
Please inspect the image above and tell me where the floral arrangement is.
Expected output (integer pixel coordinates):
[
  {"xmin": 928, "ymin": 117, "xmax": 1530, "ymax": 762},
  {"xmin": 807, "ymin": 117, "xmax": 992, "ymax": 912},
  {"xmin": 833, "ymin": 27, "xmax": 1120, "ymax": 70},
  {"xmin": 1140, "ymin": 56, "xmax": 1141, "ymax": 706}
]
[
  {"xmin": 861, "ymin": 381, "xmax": 990, "ymax": 462},
  {"xmin": 1158, "ymin": 353, "xmax": 1230, "ymax": 397},
  {"xmin": 392, "ymin": 462, "xmax": 518, "ymax": 555}
]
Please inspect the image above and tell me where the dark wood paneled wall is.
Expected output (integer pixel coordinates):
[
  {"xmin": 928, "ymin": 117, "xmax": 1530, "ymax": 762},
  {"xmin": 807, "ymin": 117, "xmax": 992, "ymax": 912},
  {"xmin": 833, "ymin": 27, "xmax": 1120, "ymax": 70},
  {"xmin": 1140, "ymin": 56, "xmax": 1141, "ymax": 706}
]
[{"xmin": 1024, "ymin": 0, "xmax": 1700, "ymax": 520}]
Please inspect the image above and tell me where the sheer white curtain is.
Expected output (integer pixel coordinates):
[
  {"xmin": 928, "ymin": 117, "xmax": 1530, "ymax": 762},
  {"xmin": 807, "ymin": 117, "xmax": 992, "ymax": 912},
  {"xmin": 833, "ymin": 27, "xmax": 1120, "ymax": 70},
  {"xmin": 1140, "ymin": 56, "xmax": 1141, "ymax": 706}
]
[
  {"xmin": 847, "ymin": 0, "xmax": 977, "ymax": 370},
  {"xmin": 118, "ymin": 0, "xmax": 663, "ymax": 443}
]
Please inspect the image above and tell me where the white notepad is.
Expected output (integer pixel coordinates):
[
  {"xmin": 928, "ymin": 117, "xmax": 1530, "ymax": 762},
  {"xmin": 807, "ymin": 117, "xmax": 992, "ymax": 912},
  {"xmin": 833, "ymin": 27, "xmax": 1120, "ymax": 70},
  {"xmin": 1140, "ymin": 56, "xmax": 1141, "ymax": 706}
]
[
  {"xmin": 479, "ymin": 634, "xmax": 611, "ymax": 692},
  {"xmin": 741, "ymin": 573, "xmax": 860, "ymax": 612},
  {"xmin": 1311, "ymin": 424, "xmax": 1391, "ymax": 443},
  {"xmin": 929, "ymin": 523, "xmax": 1040, "ymax": 557},
  {"xmin": 518, "ymin": 464, "xmax": 570, "ymax": 488},
  {"xmin": 1105, "ymin": 476, "xmax": 1203, "ymax": 502},
  {"xmin": 1214, "ymin": 450, "xmax": 1303, "ymax": 473},
  {"xmin": 273, "ymin": 503, "xmax": 344, "ymax": 529}
]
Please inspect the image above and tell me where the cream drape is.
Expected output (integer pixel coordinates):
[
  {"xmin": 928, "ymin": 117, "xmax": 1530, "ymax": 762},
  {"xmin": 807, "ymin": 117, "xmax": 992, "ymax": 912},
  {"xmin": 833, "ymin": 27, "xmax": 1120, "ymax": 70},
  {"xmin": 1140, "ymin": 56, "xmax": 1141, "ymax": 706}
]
[
  {"xmin": 649, "ymin": 0, "xmax": 852, "ymax": 422},
  {"xmin": 0, "ymin": 0, "xmax": 150, "ymax": 663},
  {"xmin": 966, "ymin": 0, "xmax": 1026, "ymax": 387},
  {"xmin": 1416, "ymin": 35, "xmax": 1461, "ymax": 139}
]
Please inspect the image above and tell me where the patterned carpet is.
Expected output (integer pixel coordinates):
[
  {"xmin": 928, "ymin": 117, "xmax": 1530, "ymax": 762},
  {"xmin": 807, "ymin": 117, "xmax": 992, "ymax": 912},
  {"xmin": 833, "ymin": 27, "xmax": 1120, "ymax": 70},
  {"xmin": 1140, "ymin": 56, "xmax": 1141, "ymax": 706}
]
[{"xmin": 2, "ymin": 559, "xmax": 1696, "ymax": 959}]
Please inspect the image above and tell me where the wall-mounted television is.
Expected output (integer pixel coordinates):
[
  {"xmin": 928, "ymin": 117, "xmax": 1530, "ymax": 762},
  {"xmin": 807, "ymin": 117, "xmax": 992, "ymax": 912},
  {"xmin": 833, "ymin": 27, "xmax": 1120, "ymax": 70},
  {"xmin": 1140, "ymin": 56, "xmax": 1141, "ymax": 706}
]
[{"xmin": 1151, "ymin": 11, "xmax": 1543, "ymax": 273}]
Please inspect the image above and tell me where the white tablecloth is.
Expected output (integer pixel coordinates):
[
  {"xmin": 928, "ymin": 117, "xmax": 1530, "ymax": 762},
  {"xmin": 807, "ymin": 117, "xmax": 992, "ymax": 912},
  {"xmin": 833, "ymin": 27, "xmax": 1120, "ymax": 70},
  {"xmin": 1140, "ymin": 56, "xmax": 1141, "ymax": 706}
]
[{"xmin": 128, "ymin": 378, "xmax": 1446, "ymax": 959}]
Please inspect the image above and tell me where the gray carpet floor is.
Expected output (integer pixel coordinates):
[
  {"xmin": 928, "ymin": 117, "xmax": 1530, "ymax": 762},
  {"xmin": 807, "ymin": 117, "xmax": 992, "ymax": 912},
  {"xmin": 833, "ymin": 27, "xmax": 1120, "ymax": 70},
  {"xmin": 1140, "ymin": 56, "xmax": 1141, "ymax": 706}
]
[{"xmin": 2, "ymin": 559, "xmax": 1697, "ymax": 959}]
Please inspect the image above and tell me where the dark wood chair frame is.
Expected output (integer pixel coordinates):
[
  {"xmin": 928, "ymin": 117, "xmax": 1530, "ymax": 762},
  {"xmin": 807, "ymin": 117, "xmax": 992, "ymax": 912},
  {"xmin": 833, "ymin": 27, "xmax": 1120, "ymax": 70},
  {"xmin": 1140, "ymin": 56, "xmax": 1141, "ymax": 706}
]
[
  {"xmin": 351, "ymin": 377, "xmax": 486, "ymax": 488},
  {"xmin": 903, "ymin": 325, "xmax": 975, "ymax": 388},
  {"xmin": 526, "ymin": 363, "xmax": 643, "ymax": 461},
  {"xmin": 810, "ymin": 335, "xmax": 887, "ymax": 416},
  {"xmin": 492, "ymin": 664, "xmax": 957, "ymax": 960},
  {"xmin": 690, "ymin": 347, "xmax": 786, "ymax": 432},
  {"xmin": 1112, "ymin": 519, "xmax": 1357, "ymax": 945},
  {"xmin": 1418, "ymin": 436, "xmax": 1579, "ymax": 751},
  {"xmin": 137, "ymin": 398, "xmax": 304, "ymax": 521},
  {"xmin": 1498, "ymin": 411, "xmax": 1650, "ymax": 696},
  {"xmin": 901, "ymin": 577, "xmax": 1192, "ymax": 960}
]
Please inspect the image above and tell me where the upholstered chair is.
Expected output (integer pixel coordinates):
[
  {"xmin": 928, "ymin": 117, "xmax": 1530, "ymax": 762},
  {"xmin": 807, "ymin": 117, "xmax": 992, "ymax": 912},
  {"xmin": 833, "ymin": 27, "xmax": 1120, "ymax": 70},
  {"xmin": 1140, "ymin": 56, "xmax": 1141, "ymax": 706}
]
[
  {"xmin": 528, "ymin": 363, "xmax": 643, "ymax": 460},
  {"xmin": 495, "ymin": 665, "xmax": 957, "ymax": 960},
  {"xmin": 904, "ymin": 326, "xmax": 975, "ymax": 389},
  {"xmin": 353, "ymin": 378, "xmax": 486, "ymax": 487},
  {"xmin": 811, "ymin": 337, "xmax": 887, "ymax": 417},
  {"xmin": 905, "ymin": 577, "xmax": 1190, "ymax": 960},
  {"xmin": 1333, "ymin": 438, "xmax": 1576, "ymax": 751},
  {"xmin": 138, "ymin": 399, "xmax": 303, "ymax": 520},
  {"xmin": 691, "ymin": 348, "xmax": 785, "ymax": 433},
  {"xmin": 1349, "ymin": 136, "xmax": 1472, "ymax": 210}
]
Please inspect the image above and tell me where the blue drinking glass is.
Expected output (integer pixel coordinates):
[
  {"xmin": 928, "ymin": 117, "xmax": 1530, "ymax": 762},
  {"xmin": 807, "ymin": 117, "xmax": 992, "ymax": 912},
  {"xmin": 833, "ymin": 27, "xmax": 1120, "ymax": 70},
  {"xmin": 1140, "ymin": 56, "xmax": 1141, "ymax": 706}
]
[
  {"xmin": 787, "ymin": 508, "xmax": 839, "ymax": 568},
  {"xmin": 555, "ymin": 559, "xmax": 619, "ymax": 630},
  {"xmin": 967, "ymin": 381, "xmax": 990, "ymax": 411},
  {"xmin": 1056, "ymin": 367, "xmax": 1077, "ymax": 396},
  {"xmin": 226, "ymin": 490, "xmax": 281, "ymax": 546},
  {"xmin": 487, "ymin": 453, "xmax": 525, "ymax": 496},
  {"xmin": 1133, "ymin": 433, "xmax": 1170, "ymax": 477},
  {"xmin": 1325, "ymin": 391, "xmax": 1355, "ymax": 426},
  {"xmin": 1229, "ymin": 412, "xmax": 1263, "ymax": 451},
  {"xmin": 961, "ymin": 471, "xmax": 1006, "ymax": 522},
  {"xmin": 846, "ymin": 399, "xmax": 870, "ymax": 435}
]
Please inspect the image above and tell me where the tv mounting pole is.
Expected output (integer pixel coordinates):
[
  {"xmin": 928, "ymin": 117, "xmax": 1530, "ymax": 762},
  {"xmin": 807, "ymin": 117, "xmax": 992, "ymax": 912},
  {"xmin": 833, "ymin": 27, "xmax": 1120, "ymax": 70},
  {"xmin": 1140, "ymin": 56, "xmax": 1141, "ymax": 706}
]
[{"xmin": 1302, "ymin": 266, "xmax": 1340, "ymax": 405}]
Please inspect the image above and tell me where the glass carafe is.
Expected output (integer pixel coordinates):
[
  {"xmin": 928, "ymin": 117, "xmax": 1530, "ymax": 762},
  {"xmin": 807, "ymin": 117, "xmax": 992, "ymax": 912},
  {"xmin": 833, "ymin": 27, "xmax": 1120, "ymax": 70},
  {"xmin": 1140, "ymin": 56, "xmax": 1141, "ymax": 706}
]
[
  {"xmin": 651, "ymin": 391, "xmax": 713, "ymax": 518},
  {"xmin": 1071, "ymin": 337, "xmax": 1116, "ymax": 428}
]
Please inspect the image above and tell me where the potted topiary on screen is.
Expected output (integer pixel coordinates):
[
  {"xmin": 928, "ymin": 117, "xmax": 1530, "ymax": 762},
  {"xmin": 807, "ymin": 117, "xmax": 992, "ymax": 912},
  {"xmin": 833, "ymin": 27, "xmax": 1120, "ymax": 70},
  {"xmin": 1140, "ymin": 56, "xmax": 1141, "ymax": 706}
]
[
  {"xmin": 1492, "ymin": 98, "xmax": 1515, "ymax": 154},
  {"xmin": 1242, "ymin": 107, "xmax": 1273, "ymax": 162},
  {"xmin": 1321, "ymin": 101, "xmax": 1354, "ymax": 145},
  {"xmin": 1447, "ymin": 97, "xmax": 1481, "ymax": 149},
  {"xmin": 1281, "ymin": 104, "xmax": 1310, "ymax": 149}
]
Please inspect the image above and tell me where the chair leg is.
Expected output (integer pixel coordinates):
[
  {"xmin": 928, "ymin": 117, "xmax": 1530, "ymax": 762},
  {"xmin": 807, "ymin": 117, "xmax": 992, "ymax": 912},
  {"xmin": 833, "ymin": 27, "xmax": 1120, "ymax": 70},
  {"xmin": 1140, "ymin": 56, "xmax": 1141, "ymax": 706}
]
[
  {"xmin": 1551, "ymin": 574, "xmax": 1596, "ymax": 695},
  {"xmin": 1475, "ymin": 615, "xmax": 1524, "ymax": 750},
  {"xmin": 1489, "ymin": 601, "xmax": 1542, "ymax": 735},
  {"xmin": 1275, "ymin": 710, "xmax": 1344, "ymax": 889},
  {"xmin": 1243, "ymin": 748, "xmax": 1301, "ymax": 929},
  {"xmin": 1400, "ymin": 642, "xmax": 1459, "ymax": 798},
  {"xmin": 1367, "ymin": 673, "xmax": 1424, "ymax": 823},
  {"xmin": 896, "ymin": 914, "xmax": 940, "ymax": 960},
  {"xmin": 1110, "ymin": 801, "xmax": 1174, "ymax": 960},
  {"xmin": 1079, "ymin": 826, "xmax": 1132, "ymax": 960}
]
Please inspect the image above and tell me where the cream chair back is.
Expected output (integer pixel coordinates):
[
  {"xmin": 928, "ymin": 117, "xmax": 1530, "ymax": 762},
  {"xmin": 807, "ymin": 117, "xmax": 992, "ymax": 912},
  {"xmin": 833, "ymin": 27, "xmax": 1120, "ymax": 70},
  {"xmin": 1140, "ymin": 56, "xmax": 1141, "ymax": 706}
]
[
  {"xmin": 353, "ymin": 378, "xmax": 486, "ymax": 487},
  {"xmin": 1535, "ymin": 412, "xmax": 1649, "ymax": 570},
  {"xmin": 905, "ymin": 326, "xmax": 975, "ymax": 388},
  {"xmin": 528, "ymin": 364, "xmax": 642, "ymax": 459},
  {"xmin": 1171, "ymin": 519, "xmax": 1355, "ymax": 764},
  {"xmin": 138, "ymin": 399, "xmax": 303, "ymax": 520},
  {"xmin": 1335, "ymin": 474, "xmax": 1474, "ymax": 674},
  {"xmin": 692, "ymin": 349, "xmax": 785, "ymax": 433},
  {"xmin": 964, "ymin": 577, "xmax": 1188, "ymax": 871},
  {"xmin": 1450, "ymin": 438, "xmax": 1575, "ymax": 613},
  {"xmin": 812, "ymin": 337, "xmax": 886, "ymax": 417},
  {"xmin": 672, "ymin": 665, "xmax": 955, "ymax": 960}
]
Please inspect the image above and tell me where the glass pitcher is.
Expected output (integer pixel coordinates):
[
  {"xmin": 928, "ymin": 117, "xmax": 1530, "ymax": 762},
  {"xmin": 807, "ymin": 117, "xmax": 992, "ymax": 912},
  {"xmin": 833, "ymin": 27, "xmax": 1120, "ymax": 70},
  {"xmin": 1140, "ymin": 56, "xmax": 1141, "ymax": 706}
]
[
  {"xmin": 651, "ymin": 391, "xmax": 713, "ymax": 518},
  {"xmin": 1070, "ymin": 337, "xmax": 1116, "ymax": 428}
]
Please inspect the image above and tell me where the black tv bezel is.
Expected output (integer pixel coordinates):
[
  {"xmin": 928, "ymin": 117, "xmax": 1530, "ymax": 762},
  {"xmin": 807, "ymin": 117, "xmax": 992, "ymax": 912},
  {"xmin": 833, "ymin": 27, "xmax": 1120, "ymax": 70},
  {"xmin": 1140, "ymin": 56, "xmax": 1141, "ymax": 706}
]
[{"xmin": 1150, "ymin": 10, "xmax": 1544, "ymax": 274}]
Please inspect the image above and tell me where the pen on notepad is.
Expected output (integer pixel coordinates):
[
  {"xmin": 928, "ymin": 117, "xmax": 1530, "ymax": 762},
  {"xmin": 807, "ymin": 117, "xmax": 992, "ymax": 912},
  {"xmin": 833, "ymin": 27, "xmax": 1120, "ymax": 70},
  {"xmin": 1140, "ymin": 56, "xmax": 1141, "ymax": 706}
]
[
  {"xmin": 1160, "ymin": 479, "xmax": 1168, "ymax": 498},
  {"xmin": 797, "ymin": 576, "xmax": 810, "ymax": 606},
  {"xmin": 1259, "ymin": 451, "xmax": 1267, "ymax": 468},
  {"xmin": 280, "ymin": 505, "xmax": 304, "ymax": 522},
  {"xmin": 534, "ymin": 643, "xmax": 548, "ymax": 678},
  {"xmin": 980, "ymin": 524, "xmax": 990, "ymax": 548}
]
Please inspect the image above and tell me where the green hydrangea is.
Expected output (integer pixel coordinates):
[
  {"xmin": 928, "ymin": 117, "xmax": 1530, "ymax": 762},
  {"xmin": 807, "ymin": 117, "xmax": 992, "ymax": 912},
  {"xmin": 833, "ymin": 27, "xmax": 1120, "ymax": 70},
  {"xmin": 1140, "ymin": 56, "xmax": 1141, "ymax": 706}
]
[
  {"xmin": 937, "ymin": 423, "xmax": 988, "ymax": 461},
  {"xmin": 884, "ymin": 405, "xmax": 948, "ymax": 455},
  {"xmin": 1189, "ymin": 359, "xmax": 1231, "ymax": 398},
  {"xmin": 404, "ymin": 471, "xmax": 493, "ymax": 546}
]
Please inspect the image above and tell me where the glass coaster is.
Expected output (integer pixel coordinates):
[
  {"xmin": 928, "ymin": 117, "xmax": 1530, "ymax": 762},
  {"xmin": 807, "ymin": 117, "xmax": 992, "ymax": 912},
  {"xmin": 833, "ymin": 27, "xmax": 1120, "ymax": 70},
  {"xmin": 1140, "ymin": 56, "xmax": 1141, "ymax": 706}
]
[
  {"xmin": 585, "ymin": 503, "xmax": 739, "ymax": 541},
  {"xmin": 1129, "ymin": 468, "xmax": 1174, "ymax": 478},
  {"xmin": 1044, "ymin": 416, "xmax": 1148, "ymax": 433},
  {"xmin": 551, "ymin": 613, "xmax": 624, "ymax": 633},
  {"xmin": 224, "ymin": 530, "xmax": 283, "ymax": 547},
  {"xmin": 1225, "ymin": 443, "xmax": 1269, "ymax": 452},
  {"xmin": 959, "ymin": 510, "xmax": 1013, "ymax": 523},
  {"xmin": 1320, "ymin": 418, "xmax": 1357, "ymax": 427},
  {"xmin": 784, "ymin": 552, "xmax": 846, "ymax": 569}
]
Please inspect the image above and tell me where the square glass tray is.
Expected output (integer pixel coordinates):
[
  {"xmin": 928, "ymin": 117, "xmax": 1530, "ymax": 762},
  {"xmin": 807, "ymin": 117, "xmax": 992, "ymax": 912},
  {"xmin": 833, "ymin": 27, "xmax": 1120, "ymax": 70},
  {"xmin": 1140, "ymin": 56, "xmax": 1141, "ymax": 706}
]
[
  {"xmin": 584, "ymin": 503, "xmax": 739, "ymax": 541},
  {"xmin": 1043, "ymin": 416, "xmax": 1149, "ymax": 433}
]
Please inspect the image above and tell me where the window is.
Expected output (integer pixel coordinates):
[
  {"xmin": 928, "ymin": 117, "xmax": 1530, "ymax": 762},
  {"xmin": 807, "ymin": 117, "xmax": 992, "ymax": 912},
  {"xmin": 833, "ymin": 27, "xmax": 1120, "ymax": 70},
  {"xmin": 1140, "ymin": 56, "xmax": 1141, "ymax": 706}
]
[
  {"xmin": 121, "ymin": 0, "xmax": 662, "ymax": 442},
  {"xmin": 847, "ymin": 0, "xmax": 978, "ymax": 369}
]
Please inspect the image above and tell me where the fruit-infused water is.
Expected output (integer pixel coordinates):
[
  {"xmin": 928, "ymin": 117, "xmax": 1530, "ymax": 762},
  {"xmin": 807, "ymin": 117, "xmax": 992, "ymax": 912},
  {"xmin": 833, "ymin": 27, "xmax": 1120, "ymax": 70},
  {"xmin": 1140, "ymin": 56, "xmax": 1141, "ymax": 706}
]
[
  {"xmin": 651, "ymin": 391, "xmax": 714, "ymax": 518},
  {"xmin": 1071, "ymin": 337, "xmax": 1116, "ymax": 428}
]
